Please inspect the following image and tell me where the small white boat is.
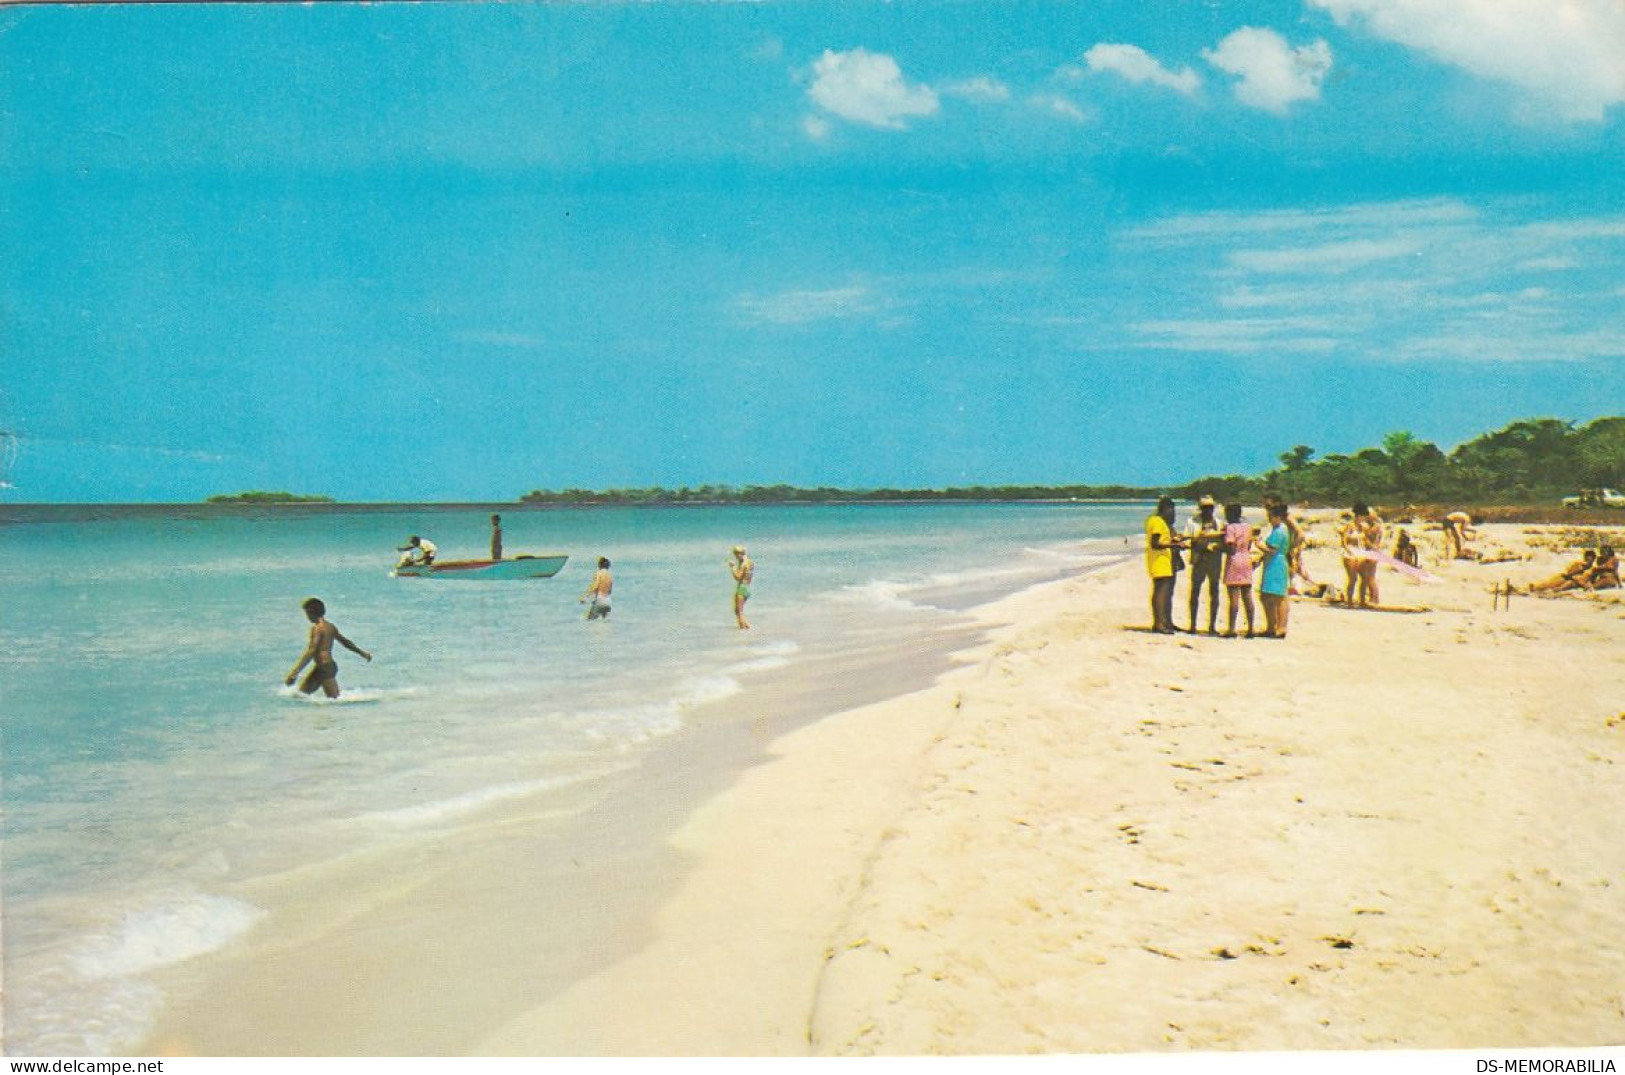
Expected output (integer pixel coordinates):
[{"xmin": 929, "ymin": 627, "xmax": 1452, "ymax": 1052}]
[{"xmin": 393, "ymin": 554, "xmax": 569, "ymax": 580}]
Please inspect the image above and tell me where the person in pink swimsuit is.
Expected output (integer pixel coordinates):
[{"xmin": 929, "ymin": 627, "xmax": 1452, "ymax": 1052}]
[{"xmin": 1221, "ymin": 502, "xmax": 1257, "ymax": 638}]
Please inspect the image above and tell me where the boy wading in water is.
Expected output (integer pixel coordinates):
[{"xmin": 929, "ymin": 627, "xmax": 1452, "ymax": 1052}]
[
  {"xmin": 580, "ymin": 556, "xmax": 614, "ymax": 620},
  {"xmin": 286, "ymin": 597, "xmax": 372, "ymax": 698}
]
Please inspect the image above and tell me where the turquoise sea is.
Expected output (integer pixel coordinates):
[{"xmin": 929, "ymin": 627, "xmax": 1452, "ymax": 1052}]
[{"xmin": 0, "ymin": 501, "xmax": 1144, "ymax": 1054}]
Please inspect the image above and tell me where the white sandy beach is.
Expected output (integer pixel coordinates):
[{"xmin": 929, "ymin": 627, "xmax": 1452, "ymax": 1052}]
[{"xmin": 146, "ymin": 519, "xmax": 1625, "ymax": 1056}]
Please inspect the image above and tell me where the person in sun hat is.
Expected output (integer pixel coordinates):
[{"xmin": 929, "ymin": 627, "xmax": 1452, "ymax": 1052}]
[{"xmin": 1183, "ymin": 494, "xmax": 1226, "ymax": 634}]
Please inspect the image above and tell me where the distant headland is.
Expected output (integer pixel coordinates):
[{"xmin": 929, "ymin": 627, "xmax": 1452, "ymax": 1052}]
[{"xmin": 205, "ymin": 491, "xmax": 336, "ymax": 505}]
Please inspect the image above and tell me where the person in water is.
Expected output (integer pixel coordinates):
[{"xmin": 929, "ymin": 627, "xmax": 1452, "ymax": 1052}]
[
  {"xmin": 490, "ymin": 514, "xmax": 503, "ymax": 560},
  {"xmin": 397, "ymin": 534, "xmax": 437, "ymax": 568},
  {"xmin": 285, "ymin": 597, "xmax": 371, "ymax": 699},
  {"xmin": 729, "ymin": 545, "xmax": 754, "ymax": 630},
  {"xmin": 580, "ymin": 556, "xmax": 614, "ymax": 620}
]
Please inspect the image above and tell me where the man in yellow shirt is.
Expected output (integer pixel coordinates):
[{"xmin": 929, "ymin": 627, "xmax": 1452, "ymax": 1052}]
[{"xmin": 1145, "ymin": 497, "xmax": 1184, "ymax": 633}]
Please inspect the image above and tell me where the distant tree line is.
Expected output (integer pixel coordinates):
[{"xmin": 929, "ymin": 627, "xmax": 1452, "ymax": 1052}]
[
  {"xmin": 1174, "ymin": 416, "xmax": 1625, "ymax": 506},
  {"xmin": 519, "ymin": 417, "xmax": 1622, "ymax": 508},
  {"xmin": 518, "ymin": 483, "xmax": 1157, "ymax": 505},
  {"xmin": 206, "ymin": 491, "xmax": 335, "ymax": 504}
]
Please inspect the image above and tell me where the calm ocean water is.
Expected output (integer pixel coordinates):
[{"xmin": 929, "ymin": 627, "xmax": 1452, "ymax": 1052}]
[{"xmin": 0, "ymin": 501, "xmax": 1143, "ymax": 1054}]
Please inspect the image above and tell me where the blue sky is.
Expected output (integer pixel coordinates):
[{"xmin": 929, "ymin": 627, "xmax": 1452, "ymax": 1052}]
[{"xmin": 3, "ymin": 0, "xmax": 1623, "ymax": 502}]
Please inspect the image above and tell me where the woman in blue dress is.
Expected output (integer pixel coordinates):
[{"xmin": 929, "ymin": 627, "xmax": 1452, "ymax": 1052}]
[{"xmin": 1258, "ymin": 501, "xmax": 1293, "ymax": 638}]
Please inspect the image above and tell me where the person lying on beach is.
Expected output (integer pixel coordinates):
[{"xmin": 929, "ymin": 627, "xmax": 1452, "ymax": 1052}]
[
  {"xmin": 397, "ymin": 535, "xmax": 437, "ymax": 568},
  {"xmin": 286, "ymin": 597, "xmax": 371, "ymax": 699},
  {"xmin": 580, "ymin": 557, "xmax": 614, "ymax": 619},
  {"xmin": 1526, "ymin": 551, "xmax": 1596, "ymax": 594},
  {"xmin": 1586, "ymin": 546, "xmax": 1620, "ymax": 590},
  {"xmin": 729, "ymin": 545, "xmax": 754, "ymax": 629}
]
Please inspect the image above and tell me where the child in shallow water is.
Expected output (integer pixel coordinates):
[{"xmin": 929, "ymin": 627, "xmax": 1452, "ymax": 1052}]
[{"xmin": 1221, "ymin": 503, "xmax": 1256, "ymax": 638}]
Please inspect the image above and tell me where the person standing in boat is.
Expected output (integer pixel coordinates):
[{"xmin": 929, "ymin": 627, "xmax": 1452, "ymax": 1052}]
[
  {"xmin": 580, "ymin": 557, "xmax": 613, "ymax": 620},
  {"xmin": 397, "ymin": 534, "xmax": 437, "ymax": 568},
  {"xmin": 489, "ymin": 514, "xmax": 504, "ymax": 560},
  {"xmin": 285, "ymin": 597, "xmax": 371, "ymax": 699},
  {"xmin": 728, "ymin": 545, "xmax": 754, "ymax": 630}
]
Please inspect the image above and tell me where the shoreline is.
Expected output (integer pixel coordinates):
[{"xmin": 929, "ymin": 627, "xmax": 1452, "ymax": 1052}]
[
  {"xmin": 137, "ymin": 550, "xmax": 1129, "ymax": 1056},
  {"xmin": 136, "ymin": 519, "xmax": 1625, "ymax": 1055},
  {"xmin": 488, "ymin": 519, "xmax": 1625, "ymax": 1054}
]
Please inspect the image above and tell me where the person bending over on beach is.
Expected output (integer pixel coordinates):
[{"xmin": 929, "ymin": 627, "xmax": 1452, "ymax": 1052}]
[
  {"xmin": 397, "ymin": 534, "xmax": 437, "ymax": 568},
  {"xmin": 1144, "ymin": 497, "xmax": 1184, "ymax": 634},
  {"xmin": 286, "ymin": 597, "xmax": 371, "ymax": 699},
  {"xmin": 1527, "ymin": 550, "xmax": 1595, "ymax": 594},
  {"xmin": 490, "ymin": 514, "xmax": 503, "ymax": 561},
  {"xmin": 729, "ymin": 545, "xmax": 754, "ymax": 629},
  {"xmin": 1258, "ymin": 502, "xmax": 1292, "ymax": 638},
  {"xmin": 1184, "ymin": 495, "xmax": 1226, "ymax": 634},
  {"xmin": 1443, "ymin": 510, "xmax": 1477, "ymax": 560},
  {"xmin": 1220, "ymin": 502, "xmax": 1257, "ymax": 638},
  {"xmin": 580, "ymin": 557, "xmax": 614, "ymax": 619}
]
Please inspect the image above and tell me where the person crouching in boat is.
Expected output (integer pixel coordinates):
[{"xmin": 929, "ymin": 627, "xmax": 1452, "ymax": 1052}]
[{"xmin": 397, "ymin": 534, "xmax": 437, "ymax": 569}]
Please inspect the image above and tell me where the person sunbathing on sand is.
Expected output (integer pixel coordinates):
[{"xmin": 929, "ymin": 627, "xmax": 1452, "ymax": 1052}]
[
  {"xmin": 1585, "ymin": 546, "xmax": 1619, "ymax": 590},
  {"xmin": 1527, "ymin": 550, "xmax": 1595, "ymax": 594}
]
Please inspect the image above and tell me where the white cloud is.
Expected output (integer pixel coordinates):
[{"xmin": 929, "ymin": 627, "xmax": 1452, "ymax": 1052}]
[
  {"xmin": 1084, "ymin": 43, "xmax": 1202, "ymax": 96},
  {"xmin": 941, "ymin": 76, "xmax": 1012, "ymax": 103},
  {"xmin": 1132, "ymin": 316, "xmax": 1342, "ymax": 354},
  {"xmin": 806, "ymin": 48, "xmax": 939, "ymax": 131},
  {"xmin": 1310, "ymin": 0, "xmax": 1625, "ymax": 122},
  {"xmin": 1121, "ymin": 200, "xmax": 1625, "ymax": 363},
  {"xmin": 1229, "ymin": 236, "xmax": 1418, "ymax": 274},
  {"xmin": 802, "ymin": 114, "xmax": 832, "ymax": 141},
  {"xmin": 735, "ymin": 285, "xmax": 885, "ymax": 326},
  {"xmin": 1203, "ymin": 27, "xmax": 1332, "ymax": 114},
  {"xmin": 1029, "ymin": 93, "xmax": 1090, "ymax": 123}
]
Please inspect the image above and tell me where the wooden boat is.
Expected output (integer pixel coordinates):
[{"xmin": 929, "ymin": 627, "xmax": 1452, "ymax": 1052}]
[{"xmin": 393, "ymin": 554, "xmax": 569, "ymax": 580}]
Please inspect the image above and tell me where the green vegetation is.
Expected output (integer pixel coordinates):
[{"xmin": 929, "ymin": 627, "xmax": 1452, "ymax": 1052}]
[
  {"xmin": 520, "ymin": 483, "xmax": 1156, "ymax": 505},
  {"xmin": 520, "ymin": 416, "xmax": 1623, "ymax": 508},
  {"xmin": 206, "ymin": 491, "xmax": 335, "ymax": 504},
  {"xmin": 1176, "ymin": 416, "xmax": 1625, "ymax": 506}
]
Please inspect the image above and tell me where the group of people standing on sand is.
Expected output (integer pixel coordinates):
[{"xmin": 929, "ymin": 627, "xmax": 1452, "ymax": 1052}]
[
  {"xmin": 289, "ymin": 526, "xmax": 758, "ymax": 698},
  {"xmin": 1146, "ymin": 494, "xmax": 1300, "ymax": 640}
]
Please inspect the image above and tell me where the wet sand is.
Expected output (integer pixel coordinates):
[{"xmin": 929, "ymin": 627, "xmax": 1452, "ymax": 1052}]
[
  {"xmin": 483, "ymin": 520, "xmax": 1625, "ymax": 1055},
  {"xmin": 145, "ymin": 521, "xmax": 1625, "ymax": 1055}
]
